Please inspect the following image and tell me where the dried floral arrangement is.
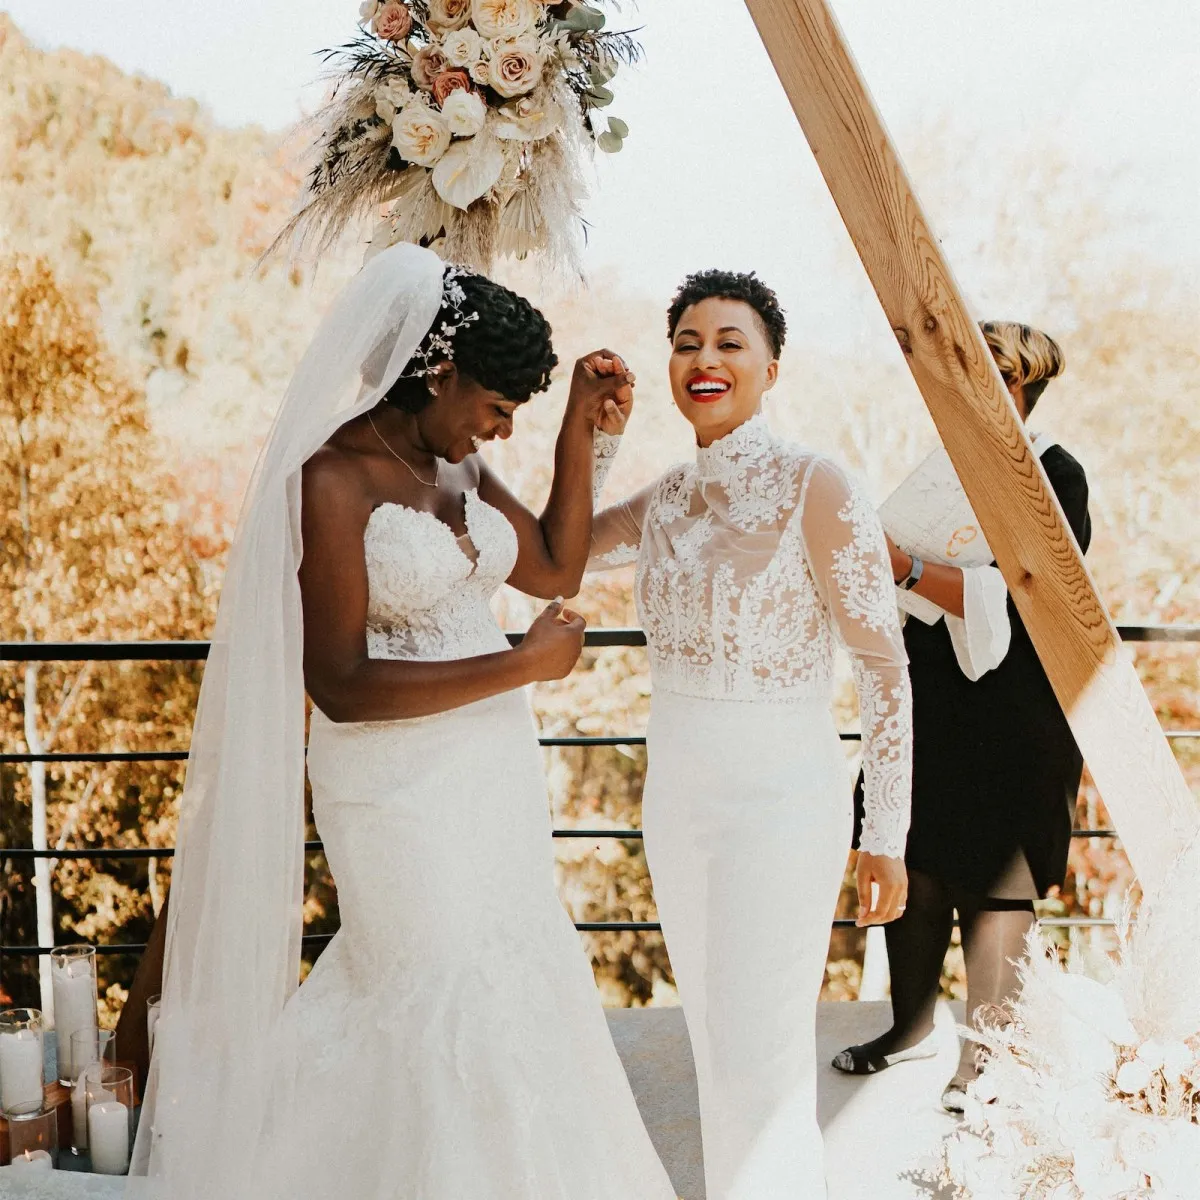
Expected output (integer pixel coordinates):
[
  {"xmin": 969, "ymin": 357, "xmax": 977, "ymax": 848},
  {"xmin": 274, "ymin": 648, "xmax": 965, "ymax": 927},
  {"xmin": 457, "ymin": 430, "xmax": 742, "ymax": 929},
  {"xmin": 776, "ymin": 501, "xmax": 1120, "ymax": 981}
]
[
  {"xmin": 925, "ymin": 834, "xmax": 1200, "ymax": 1199},
  {"xmin": 274, "ymin": 0, "xmax": 641, "ymax": 271}
]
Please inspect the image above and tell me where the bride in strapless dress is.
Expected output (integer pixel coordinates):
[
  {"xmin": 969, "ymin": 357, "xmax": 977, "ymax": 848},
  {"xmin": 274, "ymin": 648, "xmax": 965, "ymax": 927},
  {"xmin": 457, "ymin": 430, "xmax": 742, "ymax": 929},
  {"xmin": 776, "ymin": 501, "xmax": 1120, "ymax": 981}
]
[{"xmin": 131, "ymin": 246, "xmax": 676, "ymax": 1200}]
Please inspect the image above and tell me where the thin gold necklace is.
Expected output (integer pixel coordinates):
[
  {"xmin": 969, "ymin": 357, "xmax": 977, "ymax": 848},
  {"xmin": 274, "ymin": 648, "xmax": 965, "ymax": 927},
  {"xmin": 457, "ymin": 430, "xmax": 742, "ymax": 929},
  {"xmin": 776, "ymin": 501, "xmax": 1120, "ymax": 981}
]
[{"xmin": 367, "ymin": 411, "xmax": 439, "ymax": 489}]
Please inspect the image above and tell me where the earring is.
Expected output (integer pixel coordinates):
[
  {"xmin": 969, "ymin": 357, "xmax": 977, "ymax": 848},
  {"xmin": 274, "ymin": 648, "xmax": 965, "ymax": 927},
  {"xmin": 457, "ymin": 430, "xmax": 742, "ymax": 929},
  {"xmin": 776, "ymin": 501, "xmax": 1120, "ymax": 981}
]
[{"xmin": 427, "ymin": 379, "xmax": 437, "ymax": 396}]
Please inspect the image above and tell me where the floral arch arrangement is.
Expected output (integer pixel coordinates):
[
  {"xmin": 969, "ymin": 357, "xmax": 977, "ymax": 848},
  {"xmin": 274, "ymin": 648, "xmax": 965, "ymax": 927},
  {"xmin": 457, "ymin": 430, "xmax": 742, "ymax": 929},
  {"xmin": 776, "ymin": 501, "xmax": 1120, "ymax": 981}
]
[{"xmin": 275, "ymin": 0, "xmax": 640, "ymax": 271}]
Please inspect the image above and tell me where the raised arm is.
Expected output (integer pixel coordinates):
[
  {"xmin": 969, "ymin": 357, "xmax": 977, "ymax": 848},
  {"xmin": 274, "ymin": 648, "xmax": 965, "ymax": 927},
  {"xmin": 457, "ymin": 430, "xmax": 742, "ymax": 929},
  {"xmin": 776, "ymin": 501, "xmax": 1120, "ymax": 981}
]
[
  {"xmin": 800, "ymin": 457, "xmax": 913, "ymax": 923},
  {"xmin": 298, "ymin": 450, "xmax": 586, "ymax": 723},
  {"xmin": 477, "ymin": 351, "xmax": 633, "ymax": 599}
]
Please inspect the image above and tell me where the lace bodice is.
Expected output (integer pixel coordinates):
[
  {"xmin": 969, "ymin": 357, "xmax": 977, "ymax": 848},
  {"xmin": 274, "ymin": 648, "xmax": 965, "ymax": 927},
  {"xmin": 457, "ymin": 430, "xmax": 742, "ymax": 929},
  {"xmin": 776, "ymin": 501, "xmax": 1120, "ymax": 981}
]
[
  {"xmin": 589, "ymin": 415, "xmax": 913, "ymax": 858},
  {"xmin": 363, "ymin": 488, "xmax": 516, "ymax": 662}
]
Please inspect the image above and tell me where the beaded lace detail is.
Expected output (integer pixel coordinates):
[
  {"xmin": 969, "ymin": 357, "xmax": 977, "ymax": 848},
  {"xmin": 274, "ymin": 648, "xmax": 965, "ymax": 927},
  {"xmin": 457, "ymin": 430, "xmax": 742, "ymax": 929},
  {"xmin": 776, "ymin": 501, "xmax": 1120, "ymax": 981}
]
[
  {"xmin": 589, "ymin": 413, "xmax": 913, "ymax": 857},
  {"xmin": 362, "ymin": 488, "xmax": 516, "ymax": 663}
]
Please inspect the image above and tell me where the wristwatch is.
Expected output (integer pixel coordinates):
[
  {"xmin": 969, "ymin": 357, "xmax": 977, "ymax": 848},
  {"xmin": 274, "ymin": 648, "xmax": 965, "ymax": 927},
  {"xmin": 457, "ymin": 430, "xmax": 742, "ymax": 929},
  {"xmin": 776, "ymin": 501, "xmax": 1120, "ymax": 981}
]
[{"xmin": 898, "ymin": 555, "xmax": 925, "ymax": 591}]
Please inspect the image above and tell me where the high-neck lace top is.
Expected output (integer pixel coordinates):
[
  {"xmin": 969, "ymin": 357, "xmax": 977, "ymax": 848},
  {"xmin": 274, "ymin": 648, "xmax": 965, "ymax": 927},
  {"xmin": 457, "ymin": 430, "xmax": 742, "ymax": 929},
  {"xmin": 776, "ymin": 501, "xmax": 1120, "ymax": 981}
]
[{"xmin": 589, "ymin": 414, "xmax": 913, "ymax": 858}]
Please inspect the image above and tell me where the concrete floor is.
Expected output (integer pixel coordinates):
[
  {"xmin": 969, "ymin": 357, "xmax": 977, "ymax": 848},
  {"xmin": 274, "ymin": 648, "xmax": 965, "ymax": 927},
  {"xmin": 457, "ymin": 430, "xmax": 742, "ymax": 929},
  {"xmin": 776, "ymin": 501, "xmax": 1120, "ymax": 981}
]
[
  {"xmin": 607, "ymin": 1000, "xmax": 965, "ymax": 1200},
  {"xmin": 8, "ymin": 1002, "xmax": 963, "ymax": 1198}
]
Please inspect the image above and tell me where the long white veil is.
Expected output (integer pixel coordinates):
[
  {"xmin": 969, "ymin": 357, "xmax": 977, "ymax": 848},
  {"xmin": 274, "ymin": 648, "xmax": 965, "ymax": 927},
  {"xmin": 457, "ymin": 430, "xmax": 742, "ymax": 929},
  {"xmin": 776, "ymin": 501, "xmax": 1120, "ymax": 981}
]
[{"xmin": 129, "ymin": 243, "xmax": 445, "ymax": 1196}]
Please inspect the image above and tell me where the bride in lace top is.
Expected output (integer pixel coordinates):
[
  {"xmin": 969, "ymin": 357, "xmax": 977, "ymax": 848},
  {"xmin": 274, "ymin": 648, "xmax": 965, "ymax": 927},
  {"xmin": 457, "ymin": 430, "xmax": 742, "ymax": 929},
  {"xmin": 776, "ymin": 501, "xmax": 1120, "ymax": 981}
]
[{"xmin": 588, "ymin": 270, "xmax": 913, "ymax": 1199}]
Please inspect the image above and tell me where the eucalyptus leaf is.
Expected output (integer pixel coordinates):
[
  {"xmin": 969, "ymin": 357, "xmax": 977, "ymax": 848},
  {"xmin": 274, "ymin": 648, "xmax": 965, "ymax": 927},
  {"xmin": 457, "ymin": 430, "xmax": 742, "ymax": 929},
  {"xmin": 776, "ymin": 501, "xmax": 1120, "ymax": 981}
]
[
  {"xmin": 597, "ymin": 130, "xmax": 624, "ymax": 153},
  {"xmin": 589, "ymin": 59, "xmax": 618, "ymax": 86},
  {"xmin": 563, "ymin": 6, "xmax": 605, "ymax": 32},
  {"xmin": 607, "ymin": 117, "xmax": 629, "ymax": 138},
  {"xmin": 577, "ymin": 5, "xmax": 607, "ymax": 31},
  {"xmin": 584, "ymin": 85, "xmax": 614, "ymax": 108}
]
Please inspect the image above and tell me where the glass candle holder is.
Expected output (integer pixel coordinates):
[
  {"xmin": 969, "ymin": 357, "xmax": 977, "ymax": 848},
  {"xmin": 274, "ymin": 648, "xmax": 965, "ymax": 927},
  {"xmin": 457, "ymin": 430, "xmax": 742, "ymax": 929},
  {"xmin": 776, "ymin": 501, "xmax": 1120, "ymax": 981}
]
[
  {"xmin": 67, "ymin": 1031, "xmax": 116, "ymax": 1155},
  {"xmin": 84, "ymin": 1065, "xmax": 134, "ymax": 1175},
  {"xmin": 7, "ymin": 1105, "xmax": 59, "ymax": 1167},
  {"xmin": 50, "ymin": 945, "xmax": 97, "ymax": 1085},
  {"xmin": 0, "ymin": 1008, "xmax": 45, "ymax": 1117},
  {"xmin": 146, "ymin": 994, "xmax": 162, "ymax": 1058}
]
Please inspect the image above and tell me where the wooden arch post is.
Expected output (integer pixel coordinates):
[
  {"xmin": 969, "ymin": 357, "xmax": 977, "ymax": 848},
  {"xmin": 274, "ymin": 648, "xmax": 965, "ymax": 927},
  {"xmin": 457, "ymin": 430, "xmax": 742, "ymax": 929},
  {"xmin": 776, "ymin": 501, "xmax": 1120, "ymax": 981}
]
[{"xmin": 743, "ymin": 0, "xmax": 1197, "ymax": 893}]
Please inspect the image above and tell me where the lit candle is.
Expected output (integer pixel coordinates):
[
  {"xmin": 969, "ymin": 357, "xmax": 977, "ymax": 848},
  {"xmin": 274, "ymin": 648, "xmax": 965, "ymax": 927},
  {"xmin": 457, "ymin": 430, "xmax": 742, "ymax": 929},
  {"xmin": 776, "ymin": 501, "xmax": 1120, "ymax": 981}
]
[
  {"xmin": 8, "ymin": 1148, "xmax": 53, "ymax": 1174},
  {"xmin": 87, "ymin": 1100, "xmax": 130, "ymax": 1175},
  {"xmin": 0, "ymin": 1028, "xmax": 44, "ymax": 1114},
  {"xmin": 51, "ymin": 954, "xmax": 97, "ymax": 1082}
]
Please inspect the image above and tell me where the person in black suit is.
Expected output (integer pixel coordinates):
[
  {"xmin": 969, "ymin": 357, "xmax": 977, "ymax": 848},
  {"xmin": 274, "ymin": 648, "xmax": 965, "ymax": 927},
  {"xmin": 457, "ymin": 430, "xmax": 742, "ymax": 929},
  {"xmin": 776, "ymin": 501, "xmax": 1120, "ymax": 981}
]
[{"xmin": 833, "ymin": 321, "xmax": 1091, "ymax": 1113}]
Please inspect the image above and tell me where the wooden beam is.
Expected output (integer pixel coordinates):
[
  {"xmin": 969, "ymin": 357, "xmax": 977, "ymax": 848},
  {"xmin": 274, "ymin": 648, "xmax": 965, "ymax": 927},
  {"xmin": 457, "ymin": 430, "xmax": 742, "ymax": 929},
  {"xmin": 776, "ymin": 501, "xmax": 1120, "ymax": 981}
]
[{"xmin": 743, "ymin": 0, "xmax": 1197, "ymax": 892}]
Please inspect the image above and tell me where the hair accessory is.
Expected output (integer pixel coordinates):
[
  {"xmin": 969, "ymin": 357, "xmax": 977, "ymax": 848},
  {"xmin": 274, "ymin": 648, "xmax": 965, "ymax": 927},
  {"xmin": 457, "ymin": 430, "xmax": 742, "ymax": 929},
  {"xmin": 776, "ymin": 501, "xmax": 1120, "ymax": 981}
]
[{"xmin": 408, "ymin": 266, "xmax": 480, "ymax": 378}]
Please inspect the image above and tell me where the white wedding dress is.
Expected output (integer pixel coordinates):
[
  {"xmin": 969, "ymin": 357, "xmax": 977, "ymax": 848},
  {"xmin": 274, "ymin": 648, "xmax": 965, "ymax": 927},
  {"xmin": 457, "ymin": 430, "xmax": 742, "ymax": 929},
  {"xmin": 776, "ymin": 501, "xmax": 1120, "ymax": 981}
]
[
  {"xmin": 243, "ymin": 489, "xmax": 677, "ymax": 1199},
  {"xmin": 591, "ymin": 413, "xmax": 914, "ymax": 1200}
]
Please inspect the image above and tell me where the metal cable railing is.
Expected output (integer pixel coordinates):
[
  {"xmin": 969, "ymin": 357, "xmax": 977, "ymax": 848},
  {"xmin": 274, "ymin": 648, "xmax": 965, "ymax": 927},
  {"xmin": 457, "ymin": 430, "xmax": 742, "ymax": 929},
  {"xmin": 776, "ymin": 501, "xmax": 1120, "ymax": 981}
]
[{"xmin": 2, "ymin": 625, "xmax": 1196, "ymax": 958}]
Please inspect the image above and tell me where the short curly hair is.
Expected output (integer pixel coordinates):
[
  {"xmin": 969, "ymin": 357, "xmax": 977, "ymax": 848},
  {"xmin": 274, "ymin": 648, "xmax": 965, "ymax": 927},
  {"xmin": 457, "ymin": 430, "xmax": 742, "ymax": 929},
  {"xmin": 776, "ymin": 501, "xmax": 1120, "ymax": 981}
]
[
  {"xmin": 386, "ymin": 270, "xmax": 557, "ymax": 412},
  {"xmin": 666, "ymin": 269, "xmax": 788, "ymax": 358}
]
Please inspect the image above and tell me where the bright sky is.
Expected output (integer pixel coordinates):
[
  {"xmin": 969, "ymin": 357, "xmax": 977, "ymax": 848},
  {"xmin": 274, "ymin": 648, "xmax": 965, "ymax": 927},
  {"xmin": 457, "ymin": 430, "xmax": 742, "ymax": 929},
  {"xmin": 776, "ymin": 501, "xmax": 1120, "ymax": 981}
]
[{"xmin": 5, "ymin": 0, "xmax": 1199, "ymax": 348}]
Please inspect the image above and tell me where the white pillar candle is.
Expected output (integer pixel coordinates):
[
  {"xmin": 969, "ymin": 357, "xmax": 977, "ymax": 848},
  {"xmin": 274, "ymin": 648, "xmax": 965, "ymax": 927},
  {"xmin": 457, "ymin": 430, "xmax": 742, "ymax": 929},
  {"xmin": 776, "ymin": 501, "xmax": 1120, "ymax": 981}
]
[
  {"xmin": 88, "ymin": 1100, "xmax": 130, "ymax": 1175},
  {"xmin": 51, "ymin": 957, "xmax": 97, "ymax": 1082},
  {"xmin": 8, "ymin": 1148, "xmax": 53, "ymax": 1175},
  {"xmin": 0, "ymin": 1029, "xmax": 44, "ymax": 1114}
]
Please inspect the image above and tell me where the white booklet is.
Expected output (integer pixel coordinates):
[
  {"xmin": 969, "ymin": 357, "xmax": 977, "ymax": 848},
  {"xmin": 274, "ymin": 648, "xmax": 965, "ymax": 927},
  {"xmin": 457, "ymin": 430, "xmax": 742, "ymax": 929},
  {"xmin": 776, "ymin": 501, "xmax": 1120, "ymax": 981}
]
[{"xmin": 878, "ymin": 436, "xmax": 1056, "ymax": 624}]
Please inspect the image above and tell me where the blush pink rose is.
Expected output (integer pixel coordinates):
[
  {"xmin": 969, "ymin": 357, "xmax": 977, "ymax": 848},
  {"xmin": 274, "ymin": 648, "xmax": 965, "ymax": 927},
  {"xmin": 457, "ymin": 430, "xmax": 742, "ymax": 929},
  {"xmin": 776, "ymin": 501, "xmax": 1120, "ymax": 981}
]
[
  {"xmin": 411, "ymin": 45, "xmax": 449, "ymax": 90},
  {"xmin": 488, "ymin": 35, "xmax": 542, "ymax": 99},
  {"xmin": 427, "ymin": 0, "xmax": 472, "ymax": 32},
  {"xmin": 432, "ymin": 69, "xmax": 474, "ymax": 109},
  {"xmin": 372, "ymin": 2, "xmax": 413, "ymax": 42}
]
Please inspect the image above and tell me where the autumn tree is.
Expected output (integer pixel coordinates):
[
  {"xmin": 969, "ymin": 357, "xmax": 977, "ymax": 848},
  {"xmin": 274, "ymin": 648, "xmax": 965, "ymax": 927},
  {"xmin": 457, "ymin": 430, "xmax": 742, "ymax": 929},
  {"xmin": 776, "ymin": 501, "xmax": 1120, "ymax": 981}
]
[{"xmin": 0, "ymin": 255, "xmax": 217, "ymax": 1017}]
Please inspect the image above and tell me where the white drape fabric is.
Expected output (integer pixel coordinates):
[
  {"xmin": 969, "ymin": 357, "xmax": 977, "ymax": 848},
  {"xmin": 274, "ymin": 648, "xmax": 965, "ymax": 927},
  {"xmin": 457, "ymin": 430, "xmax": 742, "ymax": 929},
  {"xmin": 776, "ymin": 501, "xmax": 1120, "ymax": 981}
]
[{"xmin": 129, "ymin": 244, "xmax": 445, "ymax": 1197}]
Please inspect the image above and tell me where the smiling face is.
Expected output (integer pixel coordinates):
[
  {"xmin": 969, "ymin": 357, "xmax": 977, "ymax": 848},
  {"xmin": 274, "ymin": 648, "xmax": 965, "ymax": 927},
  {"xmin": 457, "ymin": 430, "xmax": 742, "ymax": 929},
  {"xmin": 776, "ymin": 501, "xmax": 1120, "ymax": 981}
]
[
  {"xmin": 414, "ymin": 363, "xmax": 524, "ymax": 464},
  {"xmin": 668, "ymin": 296, "xmax": 779, "ymax": 446}
]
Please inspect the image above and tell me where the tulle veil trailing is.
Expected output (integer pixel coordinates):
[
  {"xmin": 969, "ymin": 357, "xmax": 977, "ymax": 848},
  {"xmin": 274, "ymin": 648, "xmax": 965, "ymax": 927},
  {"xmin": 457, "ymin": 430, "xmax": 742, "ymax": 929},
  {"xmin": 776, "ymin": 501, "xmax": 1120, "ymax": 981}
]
[{"xmin": 128, "ymin": 244, "xmax": 445, "ymax": 1197}]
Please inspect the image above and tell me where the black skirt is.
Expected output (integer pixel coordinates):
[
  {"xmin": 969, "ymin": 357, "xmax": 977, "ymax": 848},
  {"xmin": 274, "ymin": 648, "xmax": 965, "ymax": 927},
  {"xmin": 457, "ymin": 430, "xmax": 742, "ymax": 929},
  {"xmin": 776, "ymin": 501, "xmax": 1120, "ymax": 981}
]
[{"xmin": 854, "ymin": 445, "xmax": 1091, "ymax": 898}]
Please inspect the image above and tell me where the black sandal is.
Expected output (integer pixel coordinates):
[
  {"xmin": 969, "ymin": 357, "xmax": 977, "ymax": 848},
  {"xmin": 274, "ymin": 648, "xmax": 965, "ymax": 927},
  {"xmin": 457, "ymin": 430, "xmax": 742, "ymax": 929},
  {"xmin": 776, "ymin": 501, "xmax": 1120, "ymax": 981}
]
[{"xmin": 831, "ymin": 1028, "xmax": 940, "ymax": 1075}]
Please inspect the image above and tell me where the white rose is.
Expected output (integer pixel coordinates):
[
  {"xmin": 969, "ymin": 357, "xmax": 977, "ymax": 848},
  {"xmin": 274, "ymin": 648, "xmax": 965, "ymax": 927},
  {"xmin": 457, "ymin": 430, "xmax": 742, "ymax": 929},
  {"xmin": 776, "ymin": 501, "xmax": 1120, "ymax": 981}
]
[
  {"xmin": 440, "ymin": 88, "xmax": 487, "ymax": 137},
  {"xmin": 1136, "ymin": 1039, "xmax": 1166, "ymax": 1071},
  {"xmin": 487, "ymin": 33, "xmax": 543, "ymax": 99},
  {"xmin": 1158, "ymin": 1040, "xmax": 1195, "ymax": 1080},
  {"xmin": 471, "ymin": 0, "xmax": 541, "ymax": 40},
  {"xmin": 469, "ymin": 56, "xmax": 493, "ymax": 86},
  {"xmin": 1115, "ymin": 1058, "xmax": 1153, "ymax": 1095},
  {"xmin": 376, "ymin": 76, "xmax": 413, "ymax": 122},
  {"xmin": 359, "ymin": 0, "xmax": 383, "ymax": 23},
  {"xmin": 391, "ymin": 104, "xmax": 452, "ymax": 167},
  {"xmin": 441, "ymin": 27, "xmax": 484, "ymax": 68}
]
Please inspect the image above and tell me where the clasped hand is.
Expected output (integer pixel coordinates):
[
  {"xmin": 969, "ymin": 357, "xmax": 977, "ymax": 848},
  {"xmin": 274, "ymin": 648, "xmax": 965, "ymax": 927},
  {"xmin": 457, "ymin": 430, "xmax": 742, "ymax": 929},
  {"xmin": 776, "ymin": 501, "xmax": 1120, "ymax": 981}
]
[{"xmin": 569, "ymin": 349, "xmax": 635, "ymax": 436}]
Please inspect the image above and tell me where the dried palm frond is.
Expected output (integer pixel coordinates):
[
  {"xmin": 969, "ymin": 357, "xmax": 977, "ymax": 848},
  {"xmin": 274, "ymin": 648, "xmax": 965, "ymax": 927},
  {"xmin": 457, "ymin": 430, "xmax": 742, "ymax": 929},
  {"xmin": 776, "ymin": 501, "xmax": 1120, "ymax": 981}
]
[
  {"xmin": 923, "ymin": 833, "xmax": 1200, "ymax": 1198},
  {"xmin": 265, "ymin": 82, "xmax": 398, "ymax": 262}
]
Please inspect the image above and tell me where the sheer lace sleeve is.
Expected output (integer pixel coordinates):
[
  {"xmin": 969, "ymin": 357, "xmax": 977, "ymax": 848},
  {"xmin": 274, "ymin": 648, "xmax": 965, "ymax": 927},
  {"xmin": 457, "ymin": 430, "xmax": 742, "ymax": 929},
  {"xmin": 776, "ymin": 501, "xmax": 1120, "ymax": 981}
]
[
  {"xmin": 799, "ymin": 458, "xmax": 913, "ymax": 858},
  {"xmin": 593, "ymin": 430, "xmax": 622, "ymax": 504},
  {"xmin": 586, "ymin": 434, "xmax": 655, "ymax": 572},
  {"xmin": 588, "ymin": 482, "xmax": 654, "ymax": 572}
]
